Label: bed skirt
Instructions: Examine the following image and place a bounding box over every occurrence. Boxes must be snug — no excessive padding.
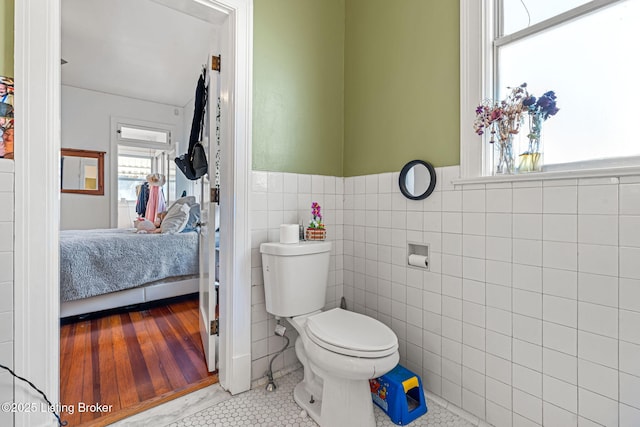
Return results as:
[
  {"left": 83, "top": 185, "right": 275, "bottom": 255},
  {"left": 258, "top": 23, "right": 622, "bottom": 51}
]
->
[{"left": 60, "top": 275, "right": 199, "bottom": 318}]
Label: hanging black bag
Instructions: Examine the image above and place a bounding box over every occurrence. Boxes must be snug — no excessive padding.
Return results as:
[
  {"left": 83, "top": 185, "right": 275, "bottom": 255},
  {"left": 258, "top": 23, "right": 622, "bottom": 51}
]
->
[
  {"left": 175, "top": 69, "right": 209, "bottom": 180},
  {"left": 191, "top": 142, "right": 208, "bottom": 177},
  {"left": 175, "top": 152, "right": 198, "bottom": 180}
]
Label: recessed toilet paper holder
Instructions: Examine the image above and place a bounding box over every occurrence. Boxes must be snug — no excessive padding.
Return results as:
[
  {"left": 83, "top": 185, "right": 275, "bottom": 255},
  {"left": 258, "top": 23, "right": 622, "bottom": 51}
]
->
[{"left": 407, "top": 243, "right": 429, "bottom": 270}]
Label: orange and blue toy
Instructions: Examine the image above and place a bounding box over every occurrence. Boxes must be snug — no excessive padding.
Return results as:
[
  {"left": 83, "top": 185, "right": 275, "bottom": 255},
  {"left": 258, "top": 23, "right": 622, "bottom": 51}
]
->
[{"left": 369, "top": 364, "right": 428, "bottom": 425}]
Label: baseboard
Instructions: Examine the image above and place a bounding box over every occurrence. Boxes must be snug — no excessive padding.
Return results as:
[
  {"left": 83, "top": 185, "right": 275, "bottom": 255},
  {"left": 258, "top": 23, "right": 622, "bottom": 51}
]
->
[
  {"left": 251, "top": 362, "right": 302, "bottom": 390},
  {"left": 423, "top": 389, "right": 492, "bottom": 427},
  {"left": 225, "top": 353, "right": 252, "bottom": 395}
]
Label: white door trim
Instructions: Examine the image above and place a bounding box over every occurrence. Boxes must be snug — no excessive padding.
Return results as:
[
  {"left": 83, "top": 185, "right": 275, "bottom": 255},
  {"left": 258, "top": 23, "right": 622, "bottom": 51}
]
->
[
  {"left": 459, "top": 0, "right": 486, "bottom": 179},
  {"left": 13, "top": 0, "right": 252, "bottom": 425},
  {"left": 215, "top": 0, "right": 253, "bottom": 395},
  {"left": 13, "top": 0, "right": 61, "bottom": 424}
]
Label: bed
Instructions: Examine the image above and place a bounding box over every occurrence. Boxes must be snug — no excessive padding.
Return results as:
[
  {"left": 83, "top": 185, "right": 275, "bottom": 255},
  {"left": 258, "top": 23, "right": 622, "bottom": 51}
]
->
[{"left": 60, "top": 228, "right": 200, "bottom": 318}]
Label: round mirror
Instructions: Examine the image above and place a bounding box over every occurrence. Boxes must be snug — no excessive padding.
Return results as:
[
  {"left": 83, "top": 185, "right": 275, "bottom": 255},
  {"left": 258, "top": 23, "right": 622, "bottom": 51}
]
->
[{"left": 398, "top": 160, "right": 436, "bottom": 200}]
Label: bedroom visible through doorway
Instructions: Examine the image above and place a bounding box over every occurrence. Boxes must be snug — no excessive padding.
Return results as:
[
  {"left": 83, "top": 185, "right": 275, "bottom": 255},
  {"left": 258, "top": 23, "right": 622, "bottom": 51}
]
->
[
  {"left": 59, "top": 0, "right": 224, "bottom": 423},
  {"left": 15, "top": 0, "right": 252, "bottom": 421}
]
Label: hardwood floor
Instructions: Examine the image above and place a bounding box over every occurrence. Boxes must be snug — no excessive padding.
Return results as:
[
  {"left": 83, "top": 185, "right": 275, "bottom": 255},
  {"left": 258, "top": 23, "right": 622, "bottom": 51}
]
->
[{"left": 60, "top": 296, "right": 217, "bottom": 427}]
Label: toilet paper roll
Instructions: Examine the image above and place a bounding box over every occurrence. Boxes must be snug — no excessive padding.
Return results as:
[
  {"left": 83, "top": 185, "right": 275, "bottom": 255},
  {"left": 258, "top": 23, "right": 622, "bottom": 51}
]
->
[
  {"left": 280, "top": 224, "right": 300, "bottom": 244},
  {"left": 408, "top": 254, "right": 428, "bottom": 268}
]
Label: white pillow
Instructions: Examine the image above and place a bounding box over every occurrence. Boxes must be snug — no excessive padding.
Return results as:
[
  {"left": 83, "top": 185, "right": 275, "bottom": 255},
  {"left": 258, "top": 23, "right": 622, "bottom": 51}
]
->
[
  {"left": 167, "top": 196, "right": 200, "bottom": 232},
  {"left": 170, "top": 196, "right": 196, "bottom": 209},
  {"left": 160, "top": 202, "right": 191, "bottom": 234}
]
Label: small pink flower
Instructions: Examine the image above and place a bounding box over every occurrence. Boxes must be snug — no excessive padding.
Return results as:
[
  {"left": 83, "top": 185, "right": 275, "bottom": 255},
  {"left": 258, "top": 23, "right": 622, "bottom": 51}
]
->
[{"left": 310, "top": 202, "right": 323, "bottom": 227}]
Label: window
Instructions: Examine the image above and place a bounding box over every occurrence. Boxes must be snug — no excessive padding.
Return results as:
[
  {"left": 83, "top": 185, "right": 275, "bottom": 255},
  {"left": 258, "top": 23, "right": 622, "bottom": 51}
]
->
[
  {"left": 117, "top": 155, "right": 152, "bottom": 201},
  {"left": 117, "top": 123, "right": 171, "bottom": 145},
  {"left": 501, "top": 0, "right": 593, "bottom": 35},
  {"left": 116, "top": 149, "right": 173, "bottom": 228},
  {"left": 461, "top": 0, "right": 640, "bottom": 177},
  {"left": 112, "top": 118, "right": 177, "bottom": 227}
]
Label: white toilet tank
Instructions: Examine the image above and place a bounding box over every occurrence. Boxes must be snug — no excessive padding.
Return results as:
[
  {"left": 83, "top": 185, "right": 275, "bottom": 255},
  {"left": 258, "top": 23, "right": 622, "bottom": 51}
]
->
[{"left": 260, "top": 241, "right": 332, "bottom": 317}]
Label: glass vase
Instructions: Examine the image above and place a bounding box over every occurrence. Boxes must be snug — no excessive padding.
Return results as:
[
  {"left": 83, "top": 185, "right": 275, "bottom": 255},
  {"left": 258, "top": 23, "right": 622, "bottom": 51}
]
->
[
  {"left": 518, "top": 112, "right": 544, "bottom": 173},
  {"left": 494, "top": 136, "right": 514, "bottom": 175}
]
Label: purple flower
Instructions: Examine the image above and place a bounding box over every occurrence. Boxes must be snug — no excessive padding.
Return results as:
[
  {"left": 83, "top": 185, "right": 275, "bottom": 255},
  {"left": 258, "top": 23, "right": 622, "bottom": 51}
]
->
[
  {"left": 536, "top": 96, "right": 551, "bottom": 108},
  {"left": 473, "top": 83, "right": 559, "bottom": 149},
  {"left": 311, "top": 202, "right": 322, "bottom": 220},
  {"left": 541, "top": 105, "right": 559, "bottom": 119}
]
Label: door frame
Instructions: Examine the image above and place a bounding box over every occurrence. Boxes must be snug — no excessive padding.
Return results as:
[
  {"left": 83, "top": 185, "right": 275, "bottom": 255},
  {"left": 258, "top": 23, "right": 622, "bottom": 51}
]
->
[{"left": 13, "top": 0, "right": 252, "bottom": 424}]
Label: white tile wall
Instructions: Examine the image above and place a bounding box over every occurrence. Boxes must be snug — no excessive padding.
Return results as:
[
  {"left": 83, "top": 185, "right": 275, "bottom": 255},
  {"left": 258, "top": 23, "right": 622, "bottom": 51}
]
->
[
  {"left": 246, "top": 165, "right": 640, "bottom": 426},
  {"left": 249, "top": 171, "right": 343, "bottom": 382},
  {"left": 342, "top": 166, "right": 640, "bottom": 427},
  {"left": 0, "top": 160, "right": 13, "bottom": 426}
]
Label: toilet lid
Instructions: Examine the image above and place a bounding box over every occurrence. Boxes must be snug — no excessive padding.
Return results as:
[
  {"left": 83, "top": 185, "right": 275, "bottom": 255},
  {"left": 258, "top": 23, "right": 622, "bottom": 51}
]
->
[{"left": 305, "top": 308, "right": 398, "bottom": 358}]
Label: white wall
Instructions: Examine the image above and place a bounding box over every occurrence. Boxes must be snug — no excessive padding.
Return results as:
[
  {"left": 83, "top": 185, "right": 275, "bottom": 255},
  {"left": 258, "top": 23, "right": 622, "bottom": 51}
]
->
[
  {"left": 343, "top": 168, "right": 640, "bottom": 427},
  {"left": 176, "top": 94, "right": 195, "bottom": 199},
  {"left": 60, "top": 85, "right": 185, "bottom": 230},
  {"left": 249, "top": 171, "right": 344, "bottom": 383},
  {"left": 0, "top": 160, "right": 13, "bottom": 426}
]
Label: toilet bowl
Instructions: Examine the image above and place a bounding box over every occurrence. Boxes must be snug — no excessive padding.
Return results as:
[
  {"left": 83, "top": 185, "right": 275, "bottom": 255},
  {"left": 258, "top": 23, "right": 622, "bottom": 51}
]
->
[
  {"left": 287, "top": 308, "right": 399, "bottom": 427},
  {"left": 260, "top": 241, "right": 399, "bottom": 427}
]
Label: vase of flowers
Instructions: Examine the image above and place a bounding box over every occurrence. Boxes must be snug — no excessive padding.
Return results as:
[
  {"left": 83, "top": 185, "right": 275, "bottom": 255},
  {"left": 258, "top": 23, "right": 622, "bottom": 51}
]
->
[
  {"left": 495, "top": 134, "right": 515, "bottom": 175},
  {"left": 518, "top": 90, "right": 559, "bottom": 173},
  {"left": 306, "top": 201, "right": 326, "bottom": 240},
  {"left": 474, "top": 83, "right": 528, "bottom": 175}
]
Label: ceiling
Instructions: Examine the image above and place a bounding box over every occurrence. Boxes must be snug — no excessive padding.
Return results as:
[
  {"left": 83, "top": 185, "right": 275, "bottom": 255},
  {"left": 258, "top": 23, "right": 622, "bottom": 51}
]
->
[{"left": 61, "top": 0, "right": 220, "bottom": 107}]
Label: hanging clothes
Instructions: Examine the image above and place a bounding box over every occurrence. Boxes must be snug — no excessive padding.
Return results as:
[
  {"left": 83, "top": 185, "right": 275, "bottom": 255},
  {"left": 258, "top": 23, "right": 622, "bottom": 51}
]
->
[
  {"left": 144, "top": 173, "right": 167, "bottom": 223},
  {"left": 145, "top": 186, "right": 166, "bottom": 224},
  {"left": 135, "top": 182, "right": 149, "bottom": 217},
  {"left": 144, "top": 174, "right": 167, "bottom": 224}
]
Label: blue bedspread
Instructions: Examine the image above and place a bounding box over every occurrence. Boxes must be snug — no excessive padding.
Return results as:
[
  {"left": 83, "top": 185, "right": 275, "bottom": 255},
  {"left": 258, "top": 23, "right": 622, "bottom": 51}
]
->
[{"left": 60, "top": 228, "right": 199, "bottom": 302}]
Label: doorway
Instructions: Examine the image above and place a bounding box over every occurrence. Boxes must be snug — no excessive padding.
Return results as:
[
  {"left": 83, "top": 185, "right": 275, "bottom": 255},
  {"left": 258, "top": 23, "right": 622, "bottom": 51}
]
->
[
  {"left": 58, "top": 0, "right": 223, "bottom": 422},
  {"left": 13, "top": 0, "right": 252, "bottom": 425}
]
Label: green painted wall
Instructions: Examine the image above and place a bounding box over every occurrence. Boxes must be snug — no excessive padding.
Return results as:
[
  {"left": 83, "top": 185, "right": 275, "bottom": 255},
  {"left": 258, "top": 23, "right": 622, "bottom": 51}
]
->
[
  {"left": 4, "top": 1, "right": 460, "bottom": 177},
  {"left": 0, "top": 0, "right": 14, "bottom": 77},
  {"left": 253, "top": 0, "right": 345, "bottom": 176},
  {"left": 343, "top": 0, "right": 460, "bottom": 176}
]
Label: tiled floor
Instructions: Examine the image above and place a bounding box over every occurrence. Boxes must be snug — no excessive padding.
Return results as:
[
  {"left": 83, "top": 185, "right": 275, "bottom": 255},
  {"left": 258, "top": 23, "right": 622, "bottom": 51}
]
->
[{"left": 167, "top": 369, "right": 474, "bottom": 427}]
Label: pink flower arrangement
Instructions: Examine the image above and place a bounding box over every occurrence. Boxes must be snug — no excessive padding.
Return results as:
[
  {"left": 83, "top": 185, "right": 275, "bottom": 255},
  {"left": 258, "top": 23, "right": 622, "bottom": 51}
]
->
[
  {"left": 309, "top": 202, "right": 324, "bottom": 229},
  {"left": 473, "top": 83, "right": 529, "bottom": 144}
]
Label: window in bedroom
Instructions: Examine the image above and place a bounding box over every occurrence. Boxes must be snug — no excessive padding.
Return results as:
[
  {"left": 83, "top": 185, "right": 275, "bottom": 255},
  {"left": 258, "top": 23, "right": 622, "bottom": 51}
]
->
[
  {"left": 117, "top": 154, "right": 153, "bottom": 202},
  {"left": 113, "top": 118, "right": 176, "bottom": 228},
  {"left": 489, "top": 0, "right": 639, "bottom": 171},
  {"left": 117, "top": 123, "right": 171, "bottom": 145},
  {"left": 116, "top": 147, "right": 171, "bottom": 228}
]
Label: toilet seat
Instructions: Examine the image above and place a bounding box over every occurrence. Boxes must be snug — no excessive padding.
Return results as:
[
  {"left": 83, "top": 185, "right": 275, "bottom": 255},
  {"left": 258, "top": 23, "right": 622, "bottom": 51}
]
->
[{"left": 305, "top": 308, "right": 398, "bottom": 358}]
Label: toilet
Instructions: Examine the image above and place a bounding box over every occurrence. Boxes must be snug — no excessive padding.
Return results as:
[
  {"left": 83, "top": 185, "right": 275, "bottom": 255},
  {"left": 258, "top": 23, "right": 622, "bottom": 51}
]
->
[{"left": 260, "top": 240, "right": 399, "bottom": 427}]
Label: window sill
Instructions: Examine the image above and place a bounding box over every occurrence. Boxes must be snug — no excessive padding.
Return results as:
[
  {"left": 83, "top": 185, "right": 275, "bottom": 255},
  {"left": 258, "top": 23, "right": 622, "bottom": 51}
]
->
[{"left": 453, "top": 164, "right": 640, "bottom": 186}]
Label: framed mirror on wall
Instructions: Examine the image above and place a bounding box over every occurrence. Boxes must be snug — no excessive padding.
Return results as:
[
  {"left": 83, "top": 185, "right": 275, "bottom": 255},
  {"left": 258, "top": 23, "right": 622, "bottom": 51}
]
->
[
  {"left": 61, "top": 148, "right": 105, "bottom": 195},
  {"left": 399, "top": 159, "right": 437, "bottom": 200}
]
